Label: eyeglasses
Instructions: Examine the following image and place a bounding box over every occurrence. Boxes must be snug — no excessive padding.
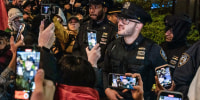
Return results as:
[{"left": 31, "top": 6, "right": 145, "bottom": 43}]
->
[{"left": 117, "top": 17, "right": 140, "bottom": 25}]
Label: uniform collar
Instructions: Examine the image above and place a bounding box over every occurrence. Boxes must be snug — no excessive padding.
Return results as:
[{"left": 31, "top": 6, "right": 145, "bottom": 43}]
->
[
  {"left": 91, "top": 17, "right": 109, "bottom": 27},
  {"left": 122, "top": 34, "right": 144, "bottom": 50}
]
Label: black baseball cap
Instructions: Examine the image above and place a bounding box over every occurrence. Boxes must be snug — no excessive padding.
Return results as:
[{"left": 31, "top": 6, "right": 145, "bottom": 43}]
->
[
  {"left": 67, "top": 16, "right": 80, "bottom": 23},
  {"left": 119, "top": 2, "right": 152, "bottom": 24}
]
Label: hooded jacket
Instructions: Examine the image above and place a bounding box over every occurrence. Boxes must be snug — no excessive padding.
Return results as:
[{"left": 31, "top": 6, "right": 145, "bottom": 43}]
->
[
  {"left": 163, "top": 14, "right": 192, "bottom": 48},
  {"left": 54, "top": 84, "right": 99, "bottom": 100},
  {"left": 160, "top": 14, "right": 191, "bottom": 69}
]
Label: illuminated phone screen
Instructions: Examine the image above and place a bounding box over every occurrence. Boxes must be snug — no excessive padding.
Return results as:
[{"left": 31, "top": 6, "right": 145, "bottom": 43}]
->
[
  {"left": 15, "top": 47, "right": 40, "bottom": 100},
  {"left": 159, "top": 96, "right": 182, "bottom": 100},
  {"left": 156, "top": 66, "right": 172, "bottom": 89},
  {"left": 109, "top": 73, "right": 137, "bottom": 89},
  {"left": 87, "top": 31, "right": 97, "bottom": 50}
]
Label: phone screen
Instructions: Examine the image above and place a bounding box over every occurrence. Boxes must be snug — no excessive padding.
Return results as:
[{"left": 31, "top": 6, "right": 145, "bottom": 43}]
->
[
  {"left": 159, "top": 96, "right": 182, "bottom": 100},
  {"left": 87, "top": 30, "right": 97, "bottom": 50},
  {"left": 109, "top": 73, "right": 138, "bottom": 89},
  {"left": 15, "top": 46, "right": 40, "bottom": 100},
  {"left": 158, "top": 91, "right": 183, "bottom": 100},
  {"left": 41, "top": 5, "right": 50, "bottom": 14},
  {"left": 156, "top": 66, "right": 172, "bottom": 89}
]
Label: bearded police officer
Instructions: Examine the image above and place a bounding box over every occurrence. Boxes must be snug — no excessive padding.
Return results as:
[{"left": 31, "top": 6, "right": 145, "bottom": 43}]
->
[
  {"left": 73, "top": 0, "right": 117, "bottom": 65},
  {"left": 103, "top": 2, "right": 167, "bottom": 100},
  {"left": 72, "top": 0, "right": 117, "bottom": 98}
]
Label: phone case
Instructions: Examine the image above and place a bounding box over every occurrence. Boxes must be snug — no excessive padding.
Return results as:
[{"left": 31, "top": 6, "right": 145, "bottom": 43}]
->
[
  {"left": 155, "top": 64, "right": 172, "bottom": 89},
  {"left": 157, "top": 90, "right": 183, "bottom": 100}
]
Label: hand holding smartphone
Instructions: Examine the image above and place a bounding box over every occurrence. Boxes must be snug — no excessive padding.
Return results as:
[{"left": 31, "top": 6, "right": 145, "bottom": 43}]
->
[
  {"left": 15, "top": 46, "right": 40, "bottom": 100},
  {"left": 157, "top": 90, "right": 183, "bottom": 100},
  {"left": 108, "top": 73, "right": 138, "bottom": 90},
  {"left": 87, "top": 30, "right": 97, "bottom": 50},
  {"left": 155, "top": 64, "right": 172, "bottom": 89}
]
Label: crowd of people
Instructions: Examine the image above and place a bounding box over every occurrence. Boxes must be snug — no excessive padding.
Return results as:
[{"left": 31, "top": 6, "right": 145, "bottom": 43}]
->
[{"left": 0, "top": 0, "right": 200, "bottom": 100}]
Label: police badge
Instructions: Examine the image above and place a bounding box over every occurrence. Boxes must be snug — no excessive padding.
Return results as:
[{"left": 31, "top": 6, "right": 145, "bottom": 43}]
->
[{"left": 178, "top": 53, "right": 190, "bottom": 67}]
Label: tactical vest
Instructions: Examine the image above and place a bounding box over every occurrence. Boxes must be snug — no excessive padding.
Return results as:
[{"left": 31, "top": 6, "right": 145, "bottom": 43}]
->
[{"left": 108, "top": 38, "right": 155, "bottom": 97}]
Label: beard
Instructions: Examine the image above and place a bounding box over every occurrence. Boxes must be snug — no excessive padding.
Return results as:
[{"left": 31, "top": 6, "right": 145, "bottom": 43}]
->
[
  {"left": 118, "top": 24, "right": 137, "bottom": 36},
  {"left": 89, "top": 9, "right": 104, "bottom": 21}
]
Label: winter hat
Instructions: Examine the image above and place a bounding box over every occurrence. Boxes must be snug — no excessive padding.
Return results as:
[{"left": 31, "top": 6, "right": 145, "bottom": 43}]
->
[
  {"left": 8, "top": 8, "right": 23, "bottom": 21},
  {"left": 8, "top": 8, "right": 23, "bottom": 31}
]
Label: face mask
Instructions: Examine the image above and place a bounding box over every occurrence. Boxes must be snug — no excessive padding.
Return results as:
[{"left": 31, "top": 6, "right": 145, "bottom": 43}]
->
[{"left": 12, "top": 18, "right": 24, "bottom": 31}]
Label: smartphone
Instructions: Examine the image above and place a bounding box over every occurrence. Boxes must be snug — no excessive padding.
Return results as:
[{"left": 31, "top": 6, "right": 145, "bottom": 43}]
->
[
  {"left": 15, "top": 46, "right": 40, "bottom": 100},
  {"left": 87, "top": 30, "right": 97, "bottom": 50},
  {"left": 108, "top": 73, "right": 138, "bottom": 90},
  {"left": 41, "top": 4, "right": 50, "bottom": 15},
  {"left": 15, "top": 25, "right": 23, "bottom": 43},
  {"left": 155, "top": 64, "right": 172, "bottom": 89},
  {"left": 157, "top": 90, "right": 183, "bottom": 100}
]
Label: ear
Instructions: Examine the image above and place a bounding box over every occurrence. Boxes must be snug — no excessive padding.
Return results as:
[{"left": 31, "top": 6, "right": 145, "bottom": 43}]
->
[
  {"left": 107, "top": 15, "right": 111, "bottom": 20},
  {"left": 135, "top": 23, "right": 143, "bottom": 31}
]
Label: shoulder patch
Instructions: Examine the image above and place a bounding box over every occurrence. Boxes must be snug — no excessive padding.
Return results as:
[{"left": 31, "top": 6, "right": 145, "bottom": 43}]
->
[
  {"left": 160, "top": 49, "right": 167, "bottom": 61},
  {"left": 178, "top": 53, "right": 190, "bottom": 67}
]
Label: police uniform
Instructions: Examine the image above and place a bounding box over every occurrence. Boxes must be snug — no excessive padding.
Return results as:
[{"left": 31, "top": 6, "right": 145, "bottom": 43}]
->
[
  {"left": 174, "top": 40, "right": 200, "bottom": 100},
  {"left": 104, "top": 35, "right": 167, "bottom": 100},
  {"left": 72, "top": 0, "right": 117, "bottom": 98},
  {"left": 72, "top": 16, "right": 117, "bottom": 66},
  {"left": 103, "top": 2, "right": 167, "bottom": 100}
]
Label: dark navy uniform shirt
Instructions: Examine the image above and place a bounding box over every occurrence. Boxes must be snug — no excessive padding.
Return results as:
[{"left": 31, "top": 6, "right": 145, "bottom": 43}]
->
[
  {"left": 103, "top": 34, "right": 167, "bottom": 100},
  {"left": 72, "top": 17, "right": 117, "bottom": 67}
]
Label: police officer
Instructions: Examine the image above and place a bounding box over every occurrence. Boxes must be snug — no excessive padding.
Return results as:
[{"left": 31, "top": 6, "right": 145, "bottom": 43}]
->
[
  {"left": 72, "top": 0, "right": 117, "bottom": 98},
  {"left": 174, "top": 40, "right": 200, "bottom": 100},
  {"left": 160, "top": 14, "right": 192, "bottom": 75},
  {"left": 107, "top": 3, "right": 122, "bottom": 25},
  {"left": 103, "top": 2, "right": 167, "bottom": 100},
  {"left": 73, "top": 0, "right": 117, "bottom": 66}
]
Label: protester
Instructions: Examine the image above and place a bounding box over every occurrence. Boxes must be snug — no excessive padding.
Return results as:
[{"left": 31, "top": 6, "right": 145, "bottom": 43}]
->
[{"left": 160, "top": 14, "right": 191, "bottom": 74}]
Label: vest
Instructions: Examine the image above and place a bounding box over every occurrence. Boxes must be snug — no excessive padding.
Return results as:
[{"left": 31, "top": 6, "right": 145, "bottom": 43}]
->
[{"left": 108, "top": 38, "right": 155, "bottom": 99}]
